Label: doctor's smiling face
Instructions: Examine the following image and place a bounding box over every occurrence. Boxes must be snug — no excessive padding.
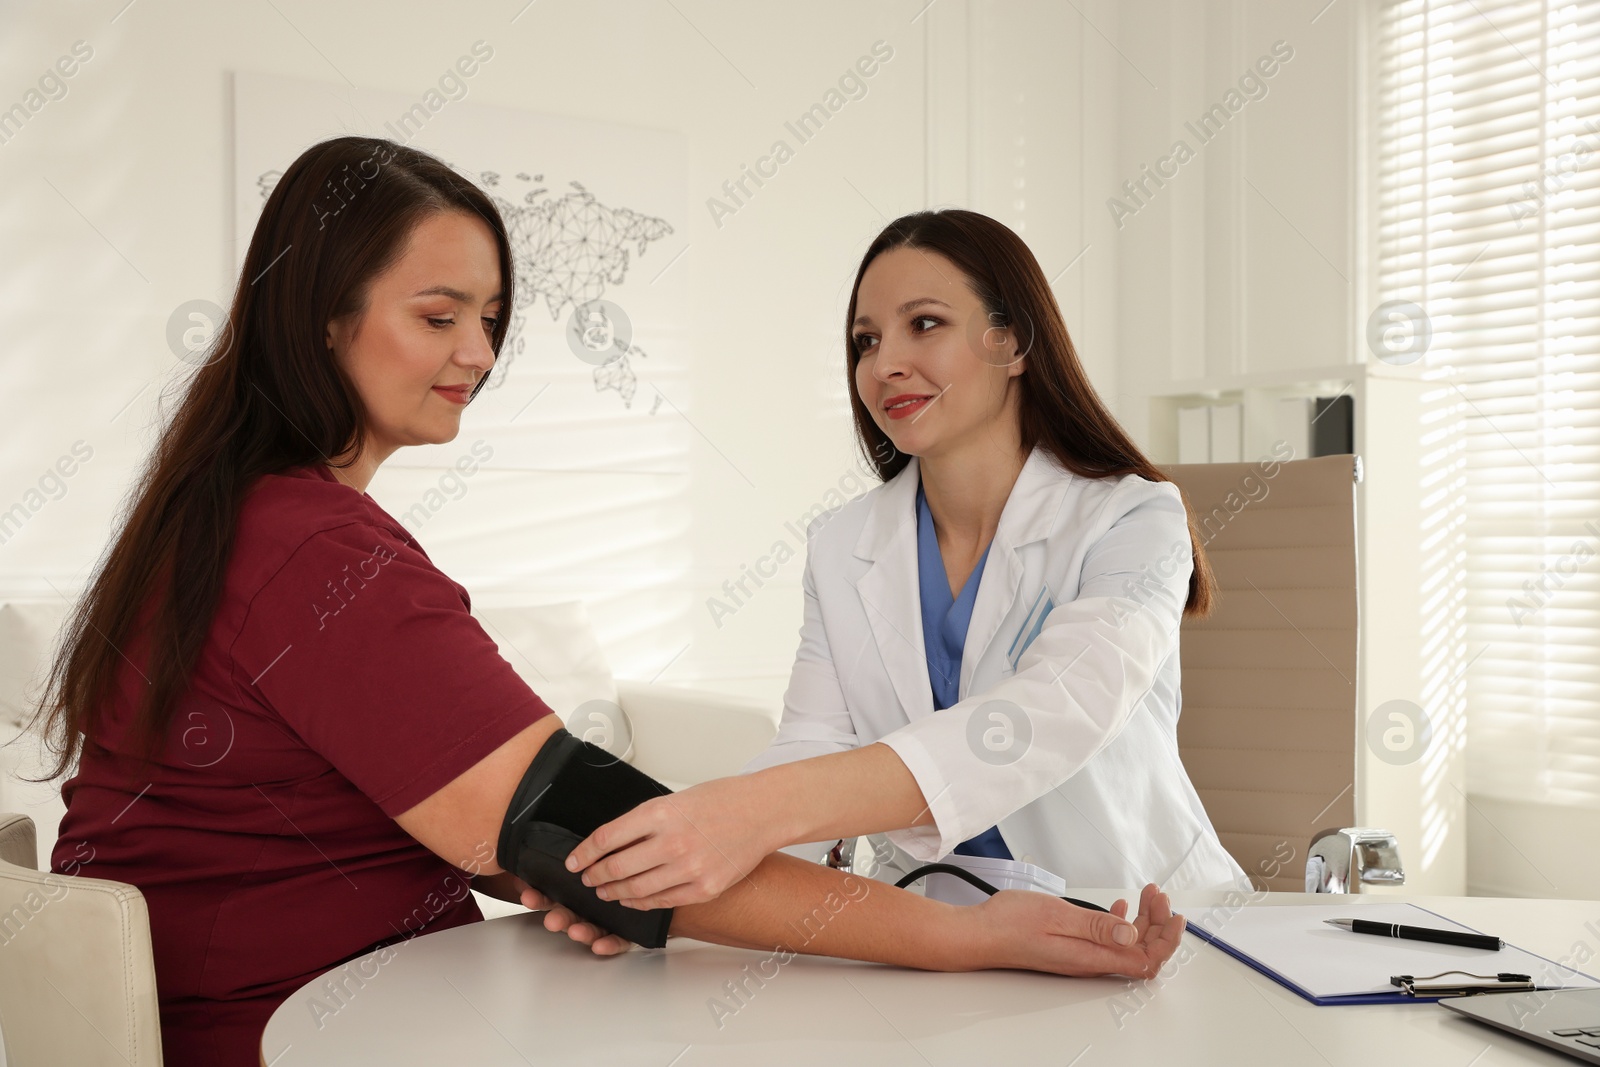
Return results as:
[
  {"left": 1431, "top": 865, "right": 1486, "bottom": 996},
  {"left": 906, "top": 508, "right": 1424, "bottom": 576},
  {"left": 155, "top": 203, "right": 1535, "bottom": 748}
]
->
[
  {"left": 850, "top": 245, "right": 1026, "bottom": 464},
  {"left": 324, "top": 209, "right": 502, "bottom": 466}
]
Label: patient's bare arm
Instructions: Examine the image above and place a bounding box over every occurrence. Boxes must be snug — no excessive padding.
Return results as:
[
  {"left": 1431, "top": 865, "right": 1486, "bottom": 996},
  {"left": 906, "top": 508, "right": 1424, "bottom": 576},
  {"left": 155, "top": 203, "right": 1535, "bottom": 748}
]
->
[
  {"left": 530, "top": 856, "right": 1183, "bottom": 980},
  {"left": 397, "top": 718, "right": 1183, "bottom": 979}
]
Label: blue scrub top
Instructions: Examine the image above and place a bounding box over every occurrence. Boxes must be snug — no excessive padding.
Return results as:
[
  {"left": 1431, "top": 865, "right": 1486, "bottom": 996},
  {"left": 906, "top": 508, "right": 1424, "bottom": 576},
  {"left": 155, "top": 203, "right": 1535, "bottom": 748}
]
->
[{"left": 915, "top": 482, "right": 1012, "bottom": 860}]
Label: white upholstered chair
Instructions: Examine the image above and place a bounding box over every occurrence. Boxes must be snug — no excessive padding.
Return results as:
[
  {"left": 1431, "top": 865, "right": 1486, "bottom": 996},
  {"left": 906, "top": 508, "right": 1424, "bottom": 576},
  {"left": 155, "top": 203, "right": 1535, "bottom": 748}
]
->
[{"left": 0, "top": 812, "right": 164, "bottom": 1067}]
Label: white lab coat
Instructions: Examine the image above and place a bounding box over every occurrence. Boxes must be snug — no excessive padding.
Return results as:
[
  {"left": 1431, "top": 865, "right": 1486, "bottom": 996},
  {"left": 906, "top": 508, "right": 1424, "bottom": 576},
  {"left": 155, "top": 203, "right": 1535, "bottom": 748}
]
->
[{"left": 745, "top": 448, "right": 1250, "bottom": 892}]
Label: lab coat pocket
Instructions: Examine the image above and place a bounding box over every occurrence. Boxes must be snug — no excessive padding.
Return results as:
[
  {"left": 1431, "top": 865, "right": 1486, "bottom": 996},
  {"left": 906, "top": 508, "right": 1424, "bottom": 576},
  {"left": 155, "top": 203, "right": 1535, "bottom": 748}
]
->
[{"left": 1005, "top": 587, "right": 1054, "bottom": 671}]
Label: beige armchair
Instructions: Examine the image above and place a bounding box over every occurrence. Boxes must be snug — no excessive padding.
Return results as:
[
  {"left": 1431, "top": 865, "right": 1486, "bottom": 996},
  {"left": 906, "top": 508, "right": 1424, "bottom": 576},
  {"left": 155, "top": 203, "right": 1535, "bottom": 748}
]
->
[
  {"left": 0, "top": 812, "right": 164, "bottom": 1067},
  {"left": 1163, "top": 455, "right": 1362, "bottom": 892}
]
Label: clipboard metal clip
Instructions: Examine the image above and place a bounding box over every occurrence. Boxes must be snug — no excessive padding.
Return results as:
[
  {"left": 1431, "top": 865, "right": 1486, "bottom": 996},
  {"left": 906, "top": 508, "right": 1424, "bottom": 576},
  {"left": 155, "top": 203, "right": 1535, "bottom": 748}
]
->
[{"left": 1389, "top": 970, "right": 1535, "bottom": 997}]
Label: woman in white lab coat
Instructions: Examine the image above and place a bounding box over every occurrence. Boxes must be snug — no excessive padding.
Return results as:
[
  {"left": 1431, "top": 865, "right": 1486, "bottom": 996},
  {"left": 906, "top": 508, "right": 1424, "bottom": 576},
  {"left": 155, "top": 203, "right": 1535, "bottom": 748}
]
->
[{"left": 562, "top": 208, "right": 1248, "bottom": 916}]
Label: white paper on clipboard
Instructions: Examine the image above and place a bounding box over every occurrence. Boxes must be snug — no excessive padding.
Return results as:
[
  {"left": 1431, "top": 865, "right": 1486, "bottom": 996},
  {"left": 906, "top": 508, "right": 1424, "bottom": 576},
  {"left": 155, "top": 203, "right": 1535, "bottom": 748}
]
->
[{"left": 1187, "top": 902, "right": 1600, "bottom": 1003}]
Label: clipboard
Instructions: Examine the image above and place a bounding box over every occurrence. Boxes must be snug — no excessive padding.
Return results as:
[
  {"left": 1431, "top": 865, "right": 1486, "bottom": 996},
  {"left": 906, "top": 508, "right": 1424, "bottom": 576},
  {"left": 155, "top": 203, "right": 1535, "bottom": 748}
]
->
[{"left": 1185, "top": 902, "right": 1600, "bottom": 1006}]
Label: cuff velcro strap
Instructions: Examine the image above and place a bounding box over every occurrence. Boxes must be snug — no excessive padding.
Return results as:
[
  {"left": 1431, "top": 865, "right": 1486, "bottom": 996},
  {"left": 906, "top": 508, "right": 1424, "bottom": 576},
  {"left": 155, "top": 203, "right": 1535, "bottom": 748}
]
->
[{"left": 496, "top": 726, "right": 676, "bottom": 948}]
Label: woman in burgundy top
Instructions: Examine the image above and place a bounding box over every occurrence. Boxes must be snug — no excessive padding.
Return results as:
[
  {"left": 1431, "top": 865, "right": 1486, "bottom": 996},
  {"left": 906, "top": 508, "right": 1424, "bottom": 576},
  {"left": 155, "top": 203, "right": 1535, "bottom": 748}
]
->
[{"left": 36, "top": 136, "right": 1183, "bottom": 1066}]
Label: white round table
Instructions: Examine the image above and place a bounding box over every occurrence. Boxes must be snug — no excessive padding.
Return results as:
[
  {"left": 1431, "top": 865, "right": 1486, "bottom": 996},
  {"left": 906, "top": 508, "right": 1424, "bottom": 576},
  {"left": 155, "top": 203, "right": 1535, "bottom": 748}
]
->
[{"left": 261, "top": 892, "right": 1592, "bottom": 1065}]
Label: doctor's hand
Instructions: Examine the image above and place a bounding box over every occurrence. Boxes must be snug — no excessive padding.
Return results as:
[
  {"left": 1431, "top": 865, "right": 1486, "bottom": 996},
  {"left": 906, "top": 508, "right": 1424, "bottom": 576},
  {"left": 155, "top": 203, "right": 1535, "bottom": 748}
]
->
[
  {"left": 564, "top": 776, "right": 779, "bottom": 910},
  {"left": 514, "top": 881, "right": 633, "bottom": 957},
  {"left": 967, "top": 883, "right": 1184, "bottom": 980}
]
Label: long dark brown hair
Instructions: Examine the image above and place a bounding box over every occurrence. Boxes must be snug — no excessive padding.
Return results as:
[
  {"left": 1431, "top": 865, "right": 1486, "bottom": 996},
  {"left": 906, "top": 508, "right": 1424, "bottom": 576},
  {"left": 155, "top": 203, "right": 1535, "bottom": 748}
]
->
[
  {"left": 33, "top": 136, "right": 514, "bottom": 779},
  {"left": 844, "top": 209, "right": 1216, "bottom": 616}
]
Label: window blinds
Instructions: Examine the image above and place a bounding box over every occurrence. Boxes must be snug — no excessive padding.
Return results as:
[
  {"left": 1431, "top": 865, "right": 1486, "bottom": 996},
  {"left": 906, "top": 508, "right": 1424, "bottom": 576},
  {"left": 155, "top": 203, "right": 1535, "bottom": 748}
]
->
[{"left": 1375, "top": 0, "right": 1600, "bottom": 806}]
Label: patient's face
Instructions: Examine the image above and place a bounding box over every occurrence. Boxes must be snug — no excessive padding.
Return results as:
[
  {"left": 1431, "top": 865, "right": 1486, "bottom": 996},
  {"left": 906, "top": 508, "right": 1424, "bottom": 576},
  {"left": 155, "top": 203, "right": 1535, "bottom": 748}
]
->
[
  {"left": 325, "top": 210, "right": 502, "bottom": 460},
  {"left": 850, "top": 246, "right": 1024, "bottom": 464}
]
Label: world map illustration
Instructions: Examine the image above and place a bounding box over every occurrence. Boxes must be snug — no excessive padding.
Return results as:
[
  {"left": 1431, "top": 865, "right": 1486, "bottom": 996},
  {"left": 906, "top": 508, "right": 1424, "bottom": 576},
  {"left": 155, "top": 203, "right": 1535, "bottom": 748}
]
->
[{"left": 255, "top": 167, "right": 675, "bottom": 407}]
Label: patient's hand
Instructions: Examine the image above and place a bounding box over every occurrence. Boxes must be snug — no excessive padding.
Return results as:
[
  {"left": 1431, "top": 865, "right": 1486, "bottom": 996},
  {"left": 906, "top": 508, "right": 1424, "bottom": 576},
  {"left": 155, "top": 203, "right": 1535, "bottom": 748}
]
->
[
  {"left": 515, "top": 882, "right": 632, "bottom": 956},
  {"left": 565, "top": 776, "right": 775, "bottom": 910},
  {"left": 968, "top": 883, "right": 1185, "bottom": 979}
]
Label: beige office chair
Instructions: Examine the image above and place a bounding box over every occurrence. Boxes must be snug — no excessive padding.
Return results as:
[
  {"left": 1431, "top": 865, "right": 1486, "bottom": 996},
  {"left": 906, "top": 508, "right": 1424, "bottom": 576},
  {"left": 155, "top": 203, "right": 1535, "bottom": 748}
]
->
[
  {"left": 0, "top": 812, "right": 164, "bottom": 1066},
  {"left": 1162, "top": 455, "right": 1360, "bottom": 892}
]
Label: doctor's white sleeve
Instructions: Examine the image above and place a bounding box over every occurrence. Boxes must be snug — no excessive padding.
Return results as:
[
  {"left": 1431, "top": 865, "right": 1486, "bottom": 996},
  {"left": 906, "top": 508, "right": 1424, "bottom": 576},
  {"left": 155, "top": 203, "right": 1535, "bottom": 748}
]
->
[{"left": 878, "top": 478, "right": 1195, "bottom": 861}]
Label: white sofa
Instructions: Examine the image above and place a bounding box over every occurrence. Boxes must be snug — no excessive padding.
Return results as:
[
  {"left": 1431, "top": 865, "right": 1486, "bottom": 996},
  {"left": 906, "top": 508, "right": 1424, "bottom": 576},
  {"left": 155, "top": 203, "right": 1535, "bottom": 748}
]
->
[{"left": 0, "top": 599, "right": 780, "bottom": 915}]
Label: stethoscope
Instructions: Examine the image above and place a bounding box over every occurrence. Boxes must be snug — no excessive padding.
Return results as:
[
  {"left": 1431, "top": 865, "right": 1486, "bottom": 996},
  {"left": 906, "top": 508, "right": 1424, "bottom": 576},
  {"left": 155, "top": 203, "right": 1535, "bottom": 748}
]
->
[{"left": 894, "top": 863, "right": 1112, "bottom": 913}]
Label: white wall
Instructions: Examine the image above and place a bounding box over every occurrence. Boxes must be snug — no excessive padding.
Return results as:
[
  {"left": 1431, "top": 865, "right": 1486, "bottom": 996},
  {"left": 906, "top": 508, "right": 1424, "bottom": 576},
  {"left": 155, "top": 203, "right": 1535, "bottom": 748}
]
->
[
  {"left": 0, "top": 0, "right": 1119, "bottom": 706},
  {"left": 1113, "top": 0, "right": 1360, "bottom": 418}
]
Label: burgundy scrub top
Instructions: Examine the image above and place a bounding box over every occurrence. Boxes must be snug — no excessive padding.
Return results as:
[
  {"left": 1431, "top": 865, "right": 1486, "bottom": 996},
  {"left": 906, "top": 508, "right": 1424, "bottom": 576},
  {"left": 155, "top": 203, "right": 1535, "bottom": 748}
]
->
[{"left": 51, "top": 463, "right": 551, "bottom": 1066}]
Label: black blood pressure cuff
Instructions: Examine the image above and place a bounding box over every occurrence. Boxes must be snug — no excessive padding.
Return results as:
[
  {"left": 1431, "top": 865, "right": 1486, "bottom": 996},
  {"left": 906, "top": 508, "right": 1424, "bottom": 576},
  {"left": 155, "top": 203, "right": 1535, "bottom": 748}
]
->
[{"left": 496, "top": 727, "right": 676, "bottom": 948}]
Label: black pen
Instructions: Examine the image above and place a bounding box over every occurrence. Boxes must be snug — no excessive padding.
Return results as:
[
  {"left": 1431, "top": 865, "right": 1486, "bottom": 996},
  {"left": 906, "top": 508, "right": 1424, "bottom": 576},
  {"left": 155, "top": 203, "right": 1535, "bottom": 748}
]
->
[{"left": 1324, "top": 918, "right": 1503, "bottom": 952}]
